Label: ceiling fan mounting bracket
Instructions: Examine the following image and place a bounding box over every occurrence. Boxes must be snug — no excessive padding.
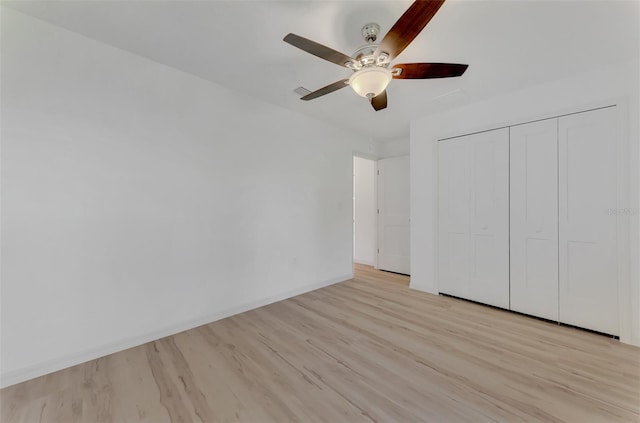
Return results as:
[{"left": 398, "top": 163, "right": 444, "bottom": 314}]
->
[{"left": 361, "top": 23, "right": 380, "bottom": 43}]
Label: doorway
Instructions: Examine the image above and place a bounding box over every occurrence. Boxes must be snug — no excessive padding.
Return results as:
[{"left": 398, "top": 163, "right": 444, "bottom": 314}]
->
[
  {"left": 353, "top": 156, "right": 376, "bottom": 266},
  {"left": 377, "top": 155, "right": 410, "bottom": 275}
]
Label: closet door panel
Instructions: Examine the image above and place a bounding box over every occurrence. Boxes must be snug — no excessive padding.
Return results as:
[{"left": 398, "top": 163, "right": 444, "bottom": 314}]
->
[
  {"left": 559, "top": 107, "right": 619, "bottom": 335},
  {"left": 438, "top": 128, "right": 509, "bottom": 308},
  {"left": 438, "top": 140, "right": 470, "bottom": 298},
  {"left": 468, "top": 131, "right": 510, "bottom": 308},
  {"left": 510, "top": 119, "right": 559, "bottom": 320}
]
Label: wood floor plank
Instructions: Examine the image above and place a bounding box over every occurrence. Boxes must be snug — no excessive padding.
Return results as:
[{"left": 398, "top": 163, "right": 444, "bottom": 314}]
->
[{"left": 2, "top": 264, "right": 639, "bottom": 422}]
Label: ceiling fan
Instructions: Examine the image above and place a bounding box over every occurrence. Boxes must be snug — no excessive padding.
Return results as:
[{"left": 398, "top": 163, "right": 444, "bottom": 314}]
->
[{"left": 283, "top": 0, "right": 468, "bottom": 111}]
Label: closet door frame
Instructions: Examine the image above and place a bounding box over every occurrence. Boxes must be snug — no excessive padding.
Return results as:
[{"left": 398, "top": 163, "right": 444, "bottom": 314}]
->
[
  {"left": 611, "top": 101, "right": 632, "bottom": 343},
  {"left": 433, "top": 99, "right": 632, "bottom": 342}
]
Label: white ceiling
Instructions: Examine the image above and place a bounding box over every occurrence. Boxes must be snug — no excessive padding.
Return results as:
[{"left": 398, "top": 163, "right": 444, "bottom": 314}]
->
[{"left": 3, "top": 0, "right": 639, "bottom": 142}]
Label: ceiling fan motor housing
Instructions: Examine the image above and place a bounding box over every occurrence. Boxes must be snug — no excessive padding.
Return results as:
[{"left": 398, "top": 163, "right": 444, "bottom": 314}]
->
[{"left": 350, "top": 45, "right": 390, "bottom": 69}]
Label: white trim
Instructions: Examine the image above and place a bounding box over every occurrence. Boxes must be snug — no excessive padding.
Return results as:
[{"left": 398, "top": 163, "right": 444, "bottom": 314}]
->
[
  {"left": 615, "top": 100, "right": 633, "bottom": 343},
  {"left": 432, "top": 99, "right": 624, "bottom": 144},
  {"left": 0, "top": 273, "right": 352, "bottom": 389},
  {"left": 374, "top": 160, "right": 379, "bottom": 269},
  {"left": 352, "top": 153, "right": 356, "bottom": 269},
  {"left": 354, "top": 259, "right": 375, "bottom": 266}
]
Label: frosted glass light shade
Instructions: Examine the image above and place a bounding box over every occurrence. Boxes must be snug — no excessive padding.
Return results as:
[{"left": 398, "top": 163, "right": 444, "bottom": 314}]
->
[{"left": 349, "top": 67, "right": 392, "bottom": 98}]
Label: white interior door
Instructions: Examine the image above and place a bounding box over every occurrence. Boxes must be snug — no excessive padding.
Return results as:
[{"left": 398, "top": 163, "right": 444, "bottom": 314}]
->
[
  {"left": 438, "top": 128, "right": 510, "bottom": 308},
  {"left": 510, "top": 118, "right": 559, "bottom": 320},
  {"left": 353, "top": 157, "right": 376, "bottom": 266},
  {"left": 559, "top": 107, "right": 619, "bottom": 335},
  {"left": 377, "top": 155, "right": 410, "bottom": 274}
]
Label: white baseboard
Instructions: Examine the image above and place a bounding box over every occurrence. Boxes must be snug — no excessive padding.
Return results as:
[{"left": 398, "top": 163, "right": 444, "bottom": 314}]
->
[
  {"left": 0, "top": 273, "right": 352, "bottom": 389},
  {"left": 354, "top": 259, "right": 375, "bottom": 266}
]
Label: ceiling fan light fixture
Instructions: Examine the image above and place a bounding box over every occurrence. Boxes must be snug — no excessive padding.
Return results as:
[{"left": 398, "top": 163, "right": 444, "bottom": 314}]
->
[{"left": 348, "top": 67, "right": 392, "bottom": 98}]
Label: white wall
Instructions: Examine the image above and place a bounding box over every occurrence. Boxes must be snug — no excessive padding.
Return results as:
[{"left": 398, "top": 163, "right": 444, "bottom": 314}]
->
[
  {"left": 353, "top": 157, "right": 376, "bottom": 266},
  {"left": 0, "top": 7, "right": 377, "bottom": 387},
  {"left": 410, "top": 60, "right": 640, "bottom": 345},
  {"left": 377, "top": 137, "right": 409, "bottom": 159}
]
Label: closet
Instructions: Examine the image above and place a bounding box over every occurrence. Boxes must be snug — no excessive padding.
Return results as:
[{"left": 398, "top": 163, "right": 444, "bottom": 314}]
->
[{"left": 437, "top": 106, "right": 620, "bottom": 335}]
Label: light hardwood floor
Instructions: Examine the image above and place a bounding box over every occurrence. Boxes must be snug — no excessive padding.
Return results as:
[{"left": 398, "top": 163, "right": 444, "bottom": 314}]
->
[{"left": 2, "top": 264, "right": 639, "bottom": 422}]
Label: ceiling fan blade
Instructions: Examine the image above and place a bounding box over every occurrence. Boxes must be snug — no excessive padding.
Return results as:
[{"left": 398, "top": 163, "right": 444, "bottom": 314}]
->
[
  {"left": 284, "top": 33, "right": 354, "bottom": 68},
  {"left": 371, "top": 90, "right": 388, "bottom": 111},
  {"left": 375, "top": 0, "right": 446, "bottom": 61},
  {"left": 301, "top": 79, "right": 350, "bottom": 101},
  {"left": 392, "top": 63, "right": 468, "bottom": 79}
]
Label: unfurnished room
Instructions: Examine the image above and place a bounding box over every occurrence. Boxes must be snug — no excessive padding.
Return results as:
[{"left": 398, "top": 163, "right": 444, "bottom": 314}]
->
[{"left": 1, "top": 0, "right": 639, "bottom": 421}]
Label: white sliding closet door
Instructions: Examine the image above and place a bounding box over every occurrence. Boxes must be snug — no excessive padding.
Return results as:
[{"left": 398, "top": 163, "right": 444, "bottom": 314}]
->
[
  {"left": 559, "top": 107, "right": 619, "bottom": 335},
  {"left": 438, "top": 128, "right": 509, "bottom": 308},
  {"left": 510, "top": 119, "right": 559, "bottom": 320}
]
